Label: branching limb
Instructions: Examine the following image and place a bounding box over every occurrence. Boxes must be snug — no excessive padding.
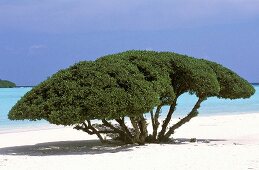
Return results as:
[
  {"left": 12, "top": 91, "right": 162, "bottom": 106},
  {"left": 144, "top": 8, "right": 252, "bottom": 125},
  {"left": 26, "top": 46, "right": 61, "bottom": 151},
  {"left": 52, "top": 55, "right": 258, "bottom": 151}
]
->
[
  {"left": 129, "top": 115, "right": 148, "bottom": 145},
  {"left": 150, "top": 110, "right": 154, "bottom": 132},
  {"left": 74, "top": 122, "right": 94, "bottom": 134},
  {"left": 74, "top": 120, "right": 105, "bottom": 143},
  {"left": 137, "top": 114, "right": 148, "bottom": 144},
  {"left": 101, "top": 119, "right": 133, "bottom": 143},
  {"left": 86, "top": 120, "right": 106, "bottom": 143},
  {"left": 130, "top": 117, "right": 141, "bottom": 143},
  {"left": 102, "top": 119, "right": 123, "bottom": 134},
  {"left": 162, "top": 97, "right": 206, "bottom": 141},
  {"left": 151, "top": 104, "right": 163, "bottom": 141},
  {"left": 157, "top": 97, "right": 178, "bottom": 141},
  {"left": 74, "top": 120, "right": 106, "bottom": 143},
  {"left": 115, "top": 117, "right": 134, "bottom": 143}
]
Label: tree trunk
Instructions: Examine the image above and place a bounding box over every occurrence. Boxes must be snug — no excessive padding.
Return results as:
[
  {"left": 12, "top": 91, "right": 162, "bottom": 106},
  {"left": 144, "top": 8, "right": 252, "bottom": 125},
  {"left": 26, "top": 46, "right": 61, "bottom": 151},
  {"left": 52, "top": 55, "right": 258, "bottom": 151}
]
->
[
  {"left": 74, "top": 121, "right": 106, "bottom": 143},
  {"left": 115, "top": 118, "right": 134, "bottom": 143},
  {"left": 151, "top": 104, "right": 163, "bottom": 141},
  {"left": 86, "top": 120, "right": 106, "bottom": 143},
  {"left": 129, "top": 115, "right": 147, "bottom": 145},
  {"left": 162, "top": 97, "right": 205, "bottom": 141},
  {"left": 102, "top": 119, "right": 132, "bottom": 144},
  {"left": 130, "top": 117, "right": 141, "bottom": 143},
  {"left": 157, "top": 98, "right": 178, "bottom": 141},
  {"left": 138, "top": 114, "right": 148, "bottom": 145}
]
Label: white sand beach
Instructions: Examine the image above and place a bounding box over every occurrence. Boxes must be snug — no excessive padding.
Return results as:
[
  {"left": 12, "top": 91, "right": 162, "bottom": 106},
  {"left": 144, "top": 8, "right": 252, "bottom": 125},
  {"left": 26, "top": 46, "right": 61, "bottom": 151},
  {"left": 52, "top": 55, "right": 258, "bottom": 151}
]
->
[{"left": 0, "top": 113, "right": 259, "bottom": 170}]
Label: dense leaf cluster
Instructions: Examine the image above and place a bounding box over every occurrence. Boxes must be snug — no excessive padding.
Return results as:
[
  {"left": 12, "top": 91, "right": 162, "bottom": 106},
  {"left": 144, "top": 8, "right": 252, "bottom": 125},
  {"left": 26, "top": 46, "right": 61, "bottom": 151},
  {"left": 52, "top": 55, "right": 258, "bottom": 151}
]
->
[{"left": 8, "top": 50, "right": 255, "bottom": 144}]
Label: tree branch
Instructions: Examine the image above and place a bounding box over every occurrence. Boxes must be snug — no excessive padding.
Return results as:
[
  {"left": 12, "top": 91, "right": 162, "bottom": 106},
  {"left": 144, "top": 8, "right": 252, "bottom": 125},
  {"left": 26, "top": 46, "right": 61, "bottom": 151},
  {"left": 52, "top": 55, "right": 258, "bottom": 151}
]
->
[
  {"left": 137, "top": 114, "right": 148, "bottom": 144},
  {"left": 150, "top": 110, "right": 154, "bottom": 132},
  {"left": 163, "top": 97, "right": 205, "bottom": 141},
  {"left": 74, "top": 120, "right": 106, "bottom": 143},
  {"left": 158, "top": 97, "right": 178, "bottom": 141},
  {"left": 130, "top": 117, "right": 141, "bottom": 143},
  {"left": 87, "top": 120, "right": 106, "bottom": 143},
  {"left": 115, "top": 117, "right": 134, "bottom": 143},
  {"left": 152, "top": 104, "right": 163, "bottom": 141},
  {"left": 74, "top": 123, "right": 94, "bottom": 134},
  {"left": 102, "top": 119, "right": 123, "bottom": 134}
]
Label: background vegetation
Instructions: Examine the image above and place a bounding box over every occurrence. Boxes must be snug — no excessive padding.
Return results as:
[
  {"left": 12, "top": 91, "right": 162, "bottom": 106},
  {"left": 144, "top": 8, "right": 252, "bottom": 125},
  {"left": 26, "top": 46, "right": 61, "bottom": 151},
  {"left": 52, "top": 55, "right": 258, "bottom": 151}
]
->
[{"left": 0, "top": 79, "right": 16, "bottom": 88}]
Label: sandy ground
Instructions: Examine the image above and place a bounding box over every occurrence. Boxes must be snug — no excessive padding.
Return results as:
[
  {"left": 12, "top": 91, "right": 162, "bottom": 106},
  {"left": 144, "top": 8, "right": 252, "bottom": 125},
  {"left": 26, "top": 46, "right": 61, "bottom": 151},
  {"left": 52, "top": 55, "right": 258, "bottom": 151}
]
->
[{"left": 0, "top": 113, "right": 259, "bottom": 170}]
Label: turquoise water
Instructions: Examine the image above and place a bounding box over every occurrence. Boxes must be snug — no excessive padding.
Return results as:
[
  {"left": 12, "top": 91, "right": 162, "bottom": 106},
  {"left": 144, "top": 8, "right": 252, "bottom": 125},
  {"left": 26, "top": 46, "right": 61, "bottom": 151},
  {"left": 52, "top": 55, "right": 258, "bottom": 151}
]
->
[
  {"left": 161, "top": 85, "right": 259, "bottom": 118},
  {"left": 0, "top": 86, "right": 258, "bottom": 130},
  {"left": 0, "top": 87, "right": 47, "bottom": 130}
]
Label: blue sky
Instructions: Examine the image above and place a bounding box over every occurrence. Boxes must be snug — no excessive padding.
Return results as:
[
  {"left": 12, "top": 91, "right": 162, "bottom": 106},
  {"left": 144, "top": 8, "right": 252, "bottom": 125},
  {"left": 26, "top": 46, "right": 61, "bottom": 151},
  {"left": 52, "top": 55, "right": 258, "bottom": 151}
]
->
[{"left": 0, "top": 0, "right": 259, "bottom": 85}]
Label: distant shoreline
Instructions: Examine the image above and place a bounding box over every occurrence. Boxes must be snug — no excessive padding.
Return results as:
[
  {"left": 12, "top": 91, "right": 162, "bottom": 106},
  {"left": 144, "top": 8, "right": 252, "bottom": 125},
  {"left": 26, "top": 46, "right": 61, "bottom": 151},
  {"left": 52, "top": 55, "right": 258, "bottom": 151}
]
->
[{"left": 15, "top": 86, "right": 34, "bottom": 88}]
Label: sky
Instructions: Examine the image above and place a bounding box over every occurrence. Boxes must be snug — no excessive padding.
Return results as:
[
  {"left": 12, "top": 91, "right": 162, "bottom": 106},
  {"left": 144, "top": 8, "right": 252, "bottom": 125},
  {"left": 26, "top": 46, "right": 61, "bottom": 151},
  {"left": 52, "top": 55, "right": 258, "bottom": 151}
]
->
[{"left": 0, "top": 0, "right": 259, "bottom": 86}]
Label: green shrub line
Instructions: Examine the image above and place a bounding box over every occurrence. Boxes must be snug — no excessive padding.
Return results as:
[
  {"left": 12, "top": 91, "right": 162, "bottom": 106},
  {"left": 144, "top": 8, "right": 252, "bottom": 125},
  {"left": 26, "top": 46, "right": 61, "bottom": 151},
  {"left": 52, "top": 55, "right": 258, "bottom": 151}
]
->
[{"left": 0, "top": 79, "right": 16, "bottom": 88}]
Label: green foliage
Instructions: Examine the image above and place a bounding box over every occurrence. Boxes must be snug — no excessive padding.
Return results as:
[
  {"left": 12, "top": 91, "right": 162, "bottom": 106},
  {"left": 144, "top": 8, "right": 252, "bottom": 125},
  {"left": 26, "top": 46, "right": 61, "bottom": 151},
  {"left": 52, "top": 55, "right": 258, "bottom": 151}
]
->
[
  {"left": 97, "top": 50, "right": 175, "bottom": 104},
  {"left": 9, "top": 59, "right": 160, "bottom": 125},
  {"left": 0, "top": 79, "right": 16, "bottom": 88},
  {"left": 160, "top": 52, "right": 220, "bottom": 98},
  {"left": 8, "top": 50, "right": 255, "bottom": 144},
  {"left": 202, "top": 60, "right": 255, "bottom": 99}
]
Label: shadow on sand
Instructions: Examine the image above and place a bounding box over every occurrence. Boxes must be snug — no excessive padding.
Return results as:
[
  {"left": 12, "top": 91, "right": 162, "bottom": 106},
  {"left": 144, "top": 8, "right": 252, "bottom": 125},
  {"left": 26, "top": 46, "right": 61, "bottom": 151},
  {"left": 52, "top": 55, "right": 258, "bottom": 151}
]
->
[
  {"left": 0, "top": 138, "right": 226, "bottom": 156},
  {"left": 0, "top": 140, "right": 136, "bottom": 156}
]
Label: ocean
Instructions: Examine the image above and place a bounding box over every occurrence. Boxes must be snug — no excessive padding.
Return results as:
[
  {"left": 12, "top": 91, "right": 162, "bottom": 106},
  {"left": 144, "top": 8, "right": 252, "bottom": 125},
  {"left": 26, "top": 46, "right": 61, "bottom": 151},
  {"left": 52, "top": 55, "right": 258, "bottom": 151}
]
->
[{"left": 0, "top": 86, "right": 258, "bottom": 131}]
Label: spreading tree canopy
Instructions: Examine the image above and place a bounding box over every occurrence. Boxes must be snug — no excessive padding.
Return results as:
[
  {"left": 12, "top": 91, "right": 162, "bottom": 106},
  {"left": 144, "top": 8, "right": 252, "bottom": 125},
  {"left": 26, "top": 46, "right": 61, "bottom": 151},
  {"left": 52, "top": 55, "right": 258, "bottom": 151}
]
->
[{"left": 9, "top": 50, "right": 255, "bottom": 144}]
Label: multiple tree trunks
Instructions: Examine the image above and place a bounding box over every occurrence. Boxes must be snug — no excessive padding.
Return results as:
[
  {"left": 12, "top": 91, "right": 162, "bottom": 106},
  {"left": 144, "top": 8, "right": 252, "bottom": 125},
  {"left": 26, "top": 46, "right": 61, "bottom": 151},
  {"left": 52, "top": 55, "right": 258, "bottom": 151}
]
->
[{"left": 75, "top": 97, "right": 205, "bottom": 144}]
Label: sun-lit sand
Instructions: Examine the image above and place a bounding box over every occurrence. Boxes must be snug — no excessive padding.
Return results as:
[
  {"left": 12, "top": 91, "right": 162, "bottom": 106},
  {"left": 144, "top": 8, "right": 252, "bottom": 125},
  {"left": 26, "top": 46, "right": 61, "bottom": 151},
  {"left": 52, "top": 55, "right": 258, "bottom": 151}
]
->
[{"left": 0, "top": 113, "right": 259, "bottom": 170}]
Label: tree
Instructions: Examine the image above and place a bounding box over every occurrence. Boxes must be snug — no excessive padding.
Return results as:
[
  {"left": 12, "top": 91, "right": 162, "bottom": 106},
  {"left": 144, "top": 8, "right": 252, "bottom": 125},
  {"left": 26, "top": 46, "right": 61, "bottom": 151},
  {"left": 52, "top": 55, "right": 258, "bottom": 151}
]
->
[
  {"left": 0, "top": 79, "right": 16, "bottom": 88},
  {"left": 8, "top": 50, "right": 255, "bottom": 144}
]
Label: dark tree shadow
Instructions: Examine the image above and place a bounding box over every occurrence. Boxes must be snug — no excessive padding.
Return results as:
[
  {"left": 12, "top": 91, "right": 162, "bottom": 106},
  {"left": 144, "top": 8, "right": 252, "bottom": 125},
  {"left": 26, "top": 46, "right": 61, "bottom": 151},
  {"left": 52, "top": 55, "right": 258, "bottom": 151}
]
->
[
  {"left": 0, "top": 138, "right": 227, "bottom": 156},
  {"left": 0, "top": 140, "right": 135, "bottom": 156}
]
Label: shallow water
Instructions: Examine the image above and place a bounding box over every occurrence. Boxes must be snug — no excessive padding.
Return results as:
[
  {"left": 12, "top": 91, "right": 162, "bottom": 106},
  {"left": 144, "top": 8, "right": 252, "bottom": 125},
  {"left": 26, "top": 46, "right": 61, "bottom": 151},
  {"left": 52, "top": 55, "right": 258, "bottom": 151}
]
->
[
  {"left": 0, "top": 87, "right": 47, "bottom": 130},
  {"left": 0, "top": 86, "right": 258, "bottom": 130},
  {"left": 162, "top": 85, "right": 259, "bottom": 118}
]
